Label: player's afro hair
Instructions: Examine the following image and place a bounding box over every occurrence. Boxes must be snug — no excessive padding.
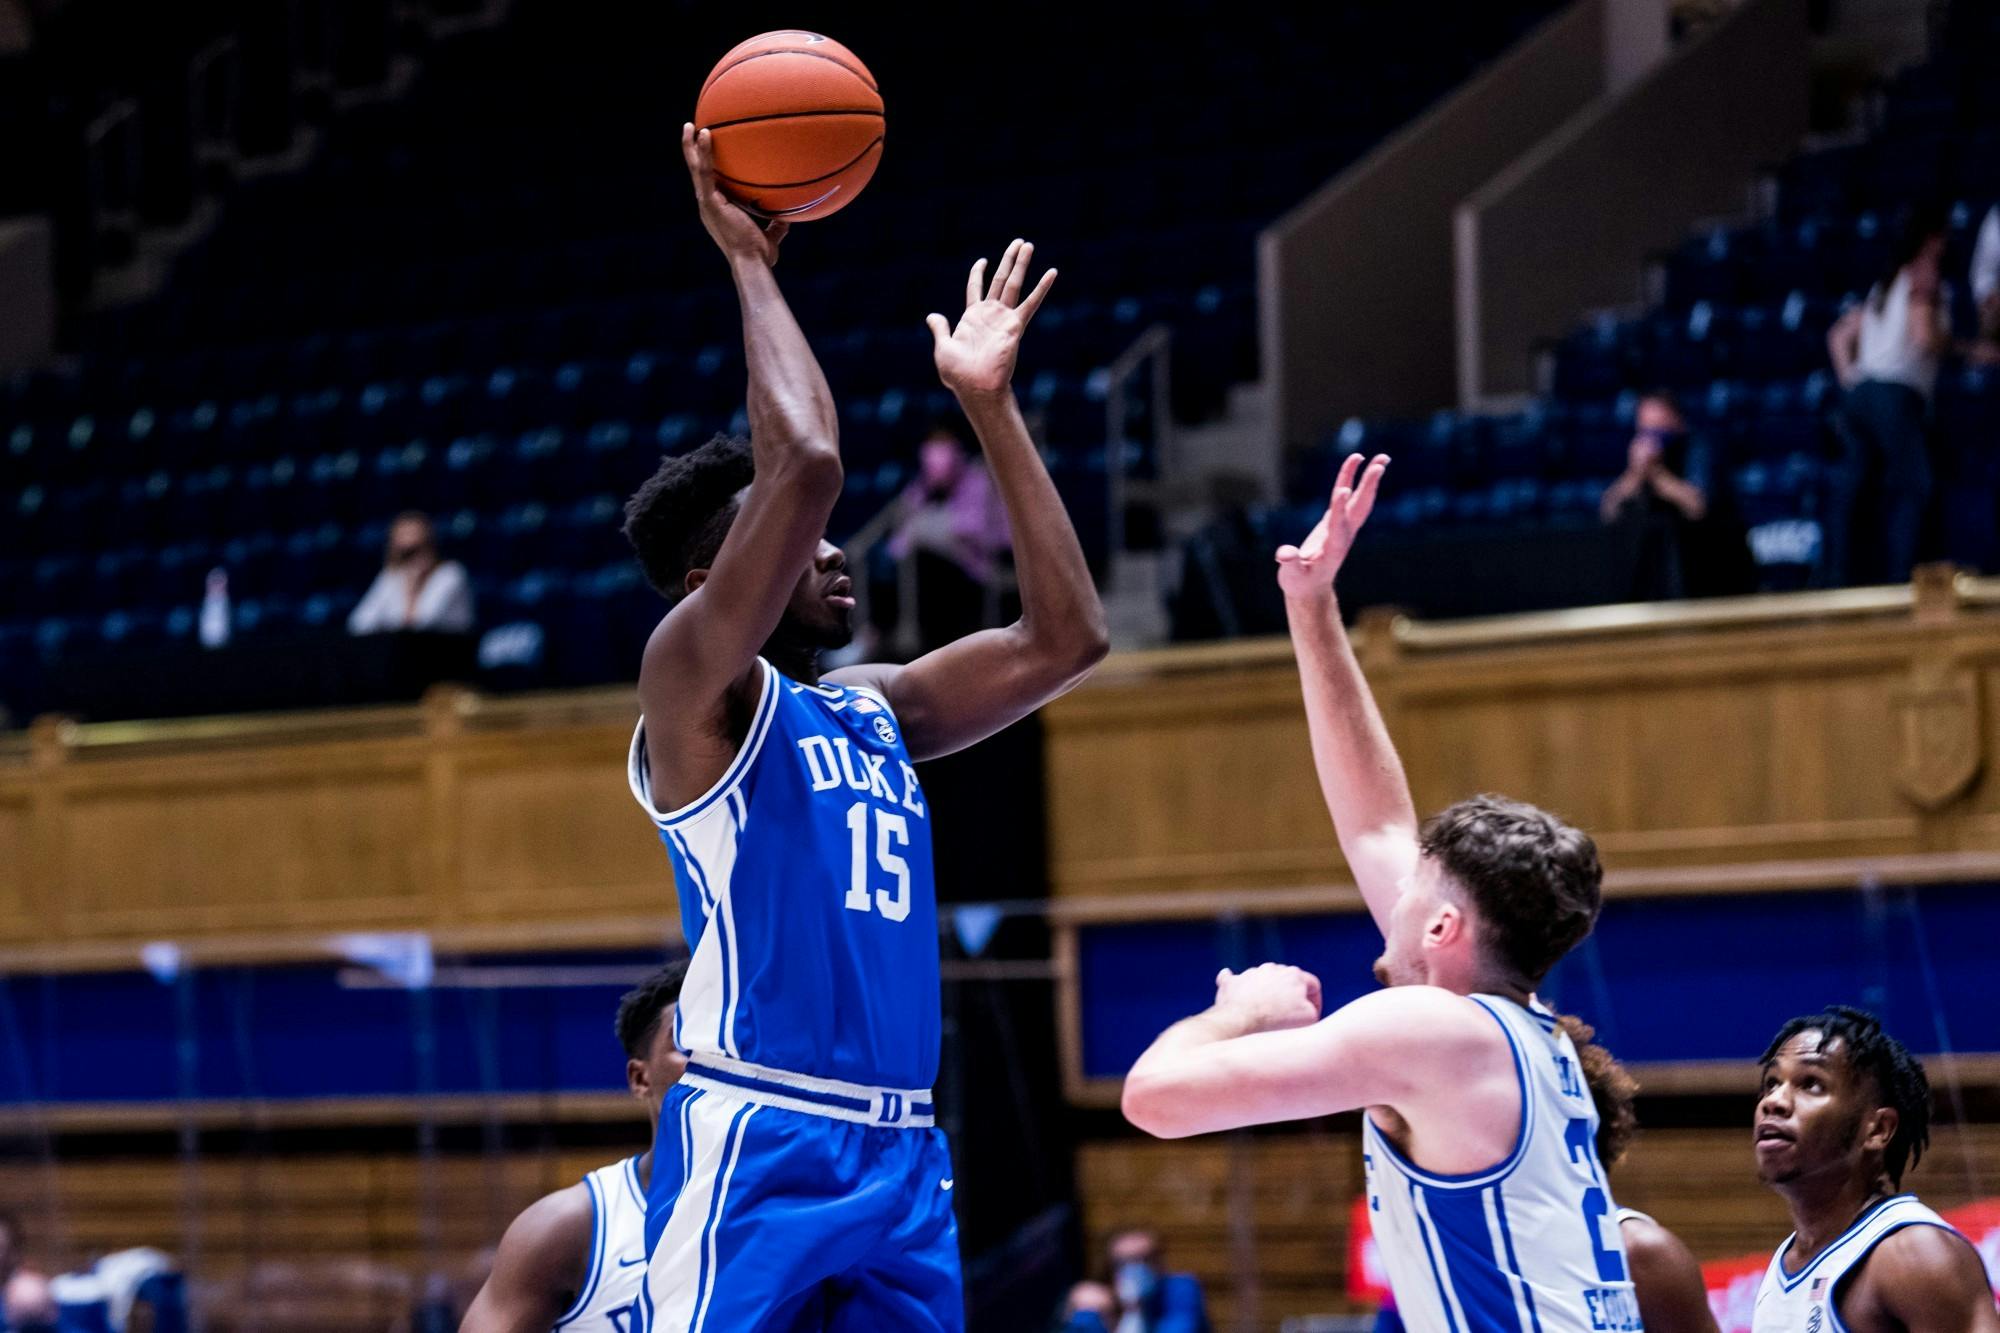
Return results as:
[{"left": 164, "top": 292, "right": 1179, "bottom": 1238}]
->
[
  {"left": 1554, "top": 1012, "right": 1640, "bottom": 1168},
  {"left": 1762, "top": 1005, "right": 1932, "bottom": 1187},
  {"left": 623, "top": 435, "right": 755, "bottom": 600},
  {"left": 1420, "top": 794, "right": 1602, "bottom": 986},
  {"left": 615, "top": 958, "right": 690, "bottom": 1060}
]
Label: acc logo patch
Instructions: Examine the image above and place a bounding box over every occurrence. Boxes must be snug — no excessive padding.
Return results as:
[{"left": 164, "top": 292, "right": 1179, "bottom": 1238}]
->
[{"left": 871, "top": 714, "right": 898, "bottom": 747}]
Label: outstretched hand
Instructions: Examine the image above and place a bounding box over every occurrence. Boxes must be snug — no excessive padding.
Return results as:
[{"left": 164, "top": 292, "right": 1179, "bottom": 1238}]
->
[
  {"left": 1275, "top": 452, "right": 1389, "bottom": 601},
  {"left": 682, "top": 123, "right": 788, "bottom": 267},
  {"left": 927, "top": 238, "right": 1057, "bottom": 399}
]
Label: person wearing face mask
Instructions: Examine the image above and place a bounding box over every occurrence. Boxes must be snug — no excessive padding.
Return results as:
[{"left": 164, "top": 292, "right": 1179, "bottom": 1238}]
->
[
  {"left": 1057, "top": 1231, "right": 1211, "bottom": 1333},
  {"left": 1599, "top": 390, "right": 1733, "bottom": 600},
  {"left": 347, "top": 510, "right": 476, "bottom": 636},
  {"left": 882, "top": 425, "right": 1013, "bottom": 652},
  {"left": 1826, "top": 206, "right": 1953, "bottom": 585}
]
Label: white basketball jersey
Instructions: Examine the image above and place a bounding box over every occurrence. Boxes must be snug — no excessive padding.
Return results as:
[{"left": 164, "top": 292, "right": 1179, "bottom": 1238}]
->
[
  {"left": 1362, "top": 995, "right": 1641, "bottom": 1333},
  {"left": 554, "top": 1156, "right": 649, "bottom": 1332},
  {"left": 1752, "top": 1194, "right": 1956, "bottom": 1333}
]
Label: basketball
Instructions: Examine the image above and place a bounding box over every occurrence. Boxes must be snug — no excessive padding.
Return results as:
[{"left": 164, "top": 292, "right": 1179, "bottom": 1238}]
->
[{"left": 694, "top": 31, "right": 883, "bottom": 223}]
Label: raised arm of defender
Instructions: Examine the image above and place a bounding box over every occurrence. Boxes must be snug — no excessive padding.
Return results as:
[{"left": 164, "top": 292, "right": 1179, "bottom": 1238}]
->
[
  {"left": 827, "top": 240, "right": 1108, "bottom": 759},
  {"left": 1276, "top": 453, "right": 1419, "bottom": 936},
  {"left": 639, "top": 126, "right": 843, "bottom": 806}
]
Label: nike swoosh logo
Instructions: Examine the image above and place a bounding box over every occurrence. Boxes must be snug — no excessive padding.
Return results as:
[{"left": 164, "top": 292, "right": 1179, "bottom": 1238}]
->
[
  {"left": 939, "top": 1178, "right": 954, "bottom": 1190},
  {"left": 616, "top": 1255, "right": 646, "bottom": 1268}
]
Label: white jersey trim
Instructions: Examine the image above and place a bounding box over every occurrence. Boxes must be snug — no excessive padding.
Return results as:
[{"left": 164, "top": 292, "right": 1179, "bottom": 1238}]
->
[
  {"left": 1771, "top": 1194, "right": 1919, "bottom": 1292},
  {"left": 1367, "top": 994, "right": 1535, "bottom": 1191},
  {"left": 627, "top": 659, "right": 778, "bottom": 829}
]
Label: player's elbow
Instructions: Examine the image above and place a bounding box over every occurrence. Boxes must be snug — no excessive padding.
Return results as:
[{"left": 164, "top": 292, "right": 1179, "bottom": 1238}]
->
[
  {"left": 1121, "top": 1072, "right": 1200, "bottom": 1139},
  {"left": 771, "top": 438, "right": 845, "bottom": 502}
]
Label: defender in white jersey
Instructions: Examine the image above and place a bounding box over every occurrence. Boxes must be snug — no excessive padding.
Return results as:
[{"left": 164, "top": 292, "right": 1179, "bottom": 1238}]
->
[
  {"left": 1124, "top": 454, "right": 1640, "bottom": 1333},
  {"left": 1751, "top": 1007, "right": 1997, "bottom": 1333},
  {"left": 461, "top": 963, "right": 687, "bottom": 1332}
]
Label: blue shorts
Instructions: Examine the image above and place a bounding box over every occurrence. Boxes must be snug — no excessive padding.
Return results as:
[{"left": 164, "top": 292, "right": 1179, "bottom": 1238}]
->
[{"left": 640, "top": 1067, "right": 962, "bottom": 1333}]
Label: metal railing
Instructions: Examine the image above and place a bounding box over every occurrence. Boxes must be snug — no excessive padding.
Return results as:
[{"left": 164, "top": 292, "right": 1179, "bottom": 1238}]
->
[{"left": 1104, "top": 323, "right": 1174, "bottom": 561}]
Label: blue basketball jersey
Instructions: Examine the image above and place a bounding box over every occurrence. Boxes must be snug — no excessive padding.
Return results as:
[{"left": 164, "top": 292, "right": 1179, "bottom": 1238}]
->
[{"left": 628, "top": 659, "right": 940, "bottom": 1090}]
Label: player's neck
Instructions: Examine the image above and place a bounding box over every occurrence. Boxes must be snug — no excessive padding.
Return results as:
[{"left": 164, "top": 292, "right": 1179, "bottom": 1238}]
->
[
  {"left": 635, "top": 1149, "right": 653, "bottom": 1195},
  {"left": 1446, "top": 961, "right": 1532, "bottom": 1007},
  {"left": 763, "top": 640, "right": 822, "bottom": 686},
  {"left": 1781, "top": 1170, "right": 1893, "bottom": 1265}
]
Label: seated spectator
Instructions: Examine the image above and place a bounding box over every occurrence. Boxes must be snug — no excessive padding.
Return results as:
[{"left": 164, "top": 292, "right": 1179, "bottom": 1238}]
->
[
  {"left": 1599, "top": 391, "right": 1747, "bottom": 599},
  {"left": 50, "top": 1248, "right": 185, "bottom": 1333},
  {"left": 1826, "top": 206, "right": 1950, "bottom": 585},
  {"left": 882, "top": 426, "right": 1011, "bottom": 651},
  {"left": 1057, "top": 1229, "right": 1211, "bottom": 1333},
  {"left": 0, "top": 1212, "right": 57, "bottom": 1332},
  {"left": 347, "top": 511, "right": 475, "bottom": 636},
  {"left": 1969, "top": 203, "right": 2000, "bottom": 366}
]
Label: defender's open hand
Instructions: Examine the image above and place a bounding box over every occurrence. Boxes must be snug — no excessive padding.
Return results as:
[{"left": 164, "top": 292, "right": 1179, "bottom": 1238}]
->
[
  {"left": 927, "top": 239, "right": 1057, "bottom": 399},
  {"left": 1275, "top": 452, "right": 1389, "bottom": 601}
]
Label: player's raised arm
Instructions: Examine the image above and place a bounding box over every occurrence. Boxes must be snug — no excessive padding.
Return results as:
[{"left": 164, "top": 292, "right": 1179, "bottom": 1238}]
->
[
  {"left": 825, "top": 240, "right": 1108, "bottom": 759},
  {"left": 1275, "top": 454, "right": 1421, "bottom": 937},
  {"left": 1121, "top": 965, "right": 1506, "bottom": 1139},
  {"left": 637, "top": 125, "right": 843, "bottom": 799},
  {"left": 458, "top": 1187, "right": 594, "bottom": 1333}
]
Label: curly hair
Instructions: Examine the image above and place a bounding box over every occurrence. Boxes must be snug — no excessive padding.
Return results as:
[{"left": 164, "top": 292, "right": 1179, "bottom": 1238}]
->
[
  {"left": 614, "top": 959, "right": 690, "bottom": 1060},
  {"left": 1419, "top": 795, "right": 1602, "bottom": 986},
  {"left": 1762, "top": 1005, "right": 1932, "bottom": 1187},
  {"left": 622, "top": 434, "right": 755, "bottom": 600},
  {"left": 1554, "top": 1012, "right": 1641, "bottom": 1168}
]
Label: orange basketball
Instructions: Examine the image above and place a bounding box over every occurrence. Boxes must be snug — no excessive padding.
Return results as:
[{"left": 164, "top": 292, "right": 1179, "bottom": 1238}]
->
[{"left": 694, "top": 31, "right": 883, "bottom": 223}]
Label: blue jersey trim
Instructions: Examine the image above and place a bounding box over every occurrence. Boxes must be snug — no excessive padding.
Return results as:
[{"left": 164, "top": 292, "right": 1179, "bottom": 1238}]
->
[
  {"left": 553, "top": 1173, "right": 606, "bottom": 1328},
  {"left": 1494, "top": 1186, "right": 1545, "bottom": 1333},
  {"left": 624, "top": 1154, "right": 645, "bottom": 1211},
  {"left": 1368, "top": 997, "right": 1533, "bottom": 1190},
  {"left": 1822, "top": 1222, "right": 1970, "bottom": 1333},
  {"left": 1411, "top": 1180, "right": 1464, "bottom": 1333},
  {"left": 1776, "top": 1194, "right": 1919, "bottom": 1289},
  {"left": 643, "top": 661, "right": 779, "bottom": 829}
]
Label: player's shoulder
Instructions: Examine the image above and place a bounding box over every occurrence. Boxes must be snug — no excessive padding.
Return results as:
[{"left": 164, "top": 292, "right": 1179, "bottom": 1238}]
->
[
  {"left": 1339, "top": 986, "right": 1513, "bottom": 1060},
  {"left": 1619, "top": 1210, "right": 1700, "bottom": 1274},
  {"left": 497, "top": 1180, "right": 597, "bottom": 1272},
  {"left": 1861, "top": 1212, "right": 1982, "bottom": 1287}
]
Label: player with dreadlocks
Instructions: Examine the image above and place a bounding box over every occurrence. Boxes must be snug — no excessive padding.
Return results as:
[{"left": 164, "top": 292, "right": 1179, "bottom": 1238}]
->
[{"left": 1750, "top": 1005, "right": 1998, "bottom": 1333}]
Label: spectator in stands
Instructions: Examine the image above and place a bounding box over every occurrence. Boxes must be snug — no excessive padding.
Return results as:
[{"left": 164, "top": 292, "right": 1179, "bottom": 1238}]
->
[
  {"left": 1969, "top": 204, "right": 2000, "bottom": 365},
  {"left": 1057, "top": 1229, "right": 1211, "bottom": 1333},
  {"left": 1598, "top": 391, "right": 1742, "bottom": 599},
  {"left": 1826, "top": 206, "right": 1951, "bottom": 584},
  {"left": 346, "top": 511, "right": 475, "bottom": 636},
  {"left": 0, "top": 1211, "right": 58, "bottom": 1331},
  {"left": 883, "top": 424, "right": 1012, "bottom": 651}
]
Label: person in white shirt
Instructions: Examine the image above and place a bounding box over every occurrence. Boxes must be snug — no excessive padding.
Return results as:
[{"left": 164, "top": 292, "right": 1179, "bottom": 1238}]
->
[
  {"left": 1826, "top": 207, "right": 1951, "bottom": 585},
  {"left": 346, "top": 510, "right": 475, "bottom": 636},
  {"left": 1970, "top": 205, "right": 2000, "bottom": 364}
]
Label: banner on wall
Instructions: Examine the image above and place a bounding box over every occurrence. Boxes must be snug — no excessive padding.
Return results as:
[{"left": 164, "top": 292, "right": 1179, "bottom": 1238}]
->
[{"left": 1347, "top": 1196, "right": 2000, "bottom": 1325}]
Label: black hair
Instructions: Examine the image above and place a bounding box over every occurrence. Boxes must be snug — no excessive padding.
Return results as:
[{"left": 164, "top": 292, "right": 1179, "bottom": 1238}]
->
[
  {"left": 1554, "top": 1012, "right": 1641, "bottom": 1168},
  {"left": 1761, "top": 1005, "right": 1932, "bottom": 1187},
  {"left": 1419, "top": 794, "right": 1602, "bottom": 986},
  {"left": 1871, "top": 202, "right": 1949, "bottom": 310},
  {"left": 623, "top": 435, "right": 755, "bottom": 600},
  {"left": 615, "top": 959, "right": 690, "bottom": 1060}
]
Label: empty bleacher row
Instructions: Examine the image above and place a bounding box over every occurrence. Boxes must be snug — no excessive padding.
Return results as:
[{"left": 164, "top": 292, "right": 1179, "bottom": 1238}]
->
[{"left": 0, "top": 0, "right": 1567, "bottom": 722}]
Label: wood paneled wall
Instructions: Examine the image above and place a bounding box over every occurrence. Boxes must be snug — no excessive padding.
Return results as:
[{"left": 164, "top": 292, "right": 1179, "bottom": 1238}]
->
[
  {"left": 1043, "top": 579, "right": 2000, "bottom": 902},
  {"left": 0, "top": 688, "right": 682, "bottom": 962},
  {"left": 8, "top": 580, "right": 2000, "bottom": 961}
]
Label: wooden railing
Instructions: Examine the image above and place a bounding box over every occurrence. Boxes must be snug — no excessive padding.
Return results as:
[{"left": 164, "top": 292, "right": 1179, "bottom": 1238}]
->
[{"left": 8, "top": 571, "right": 2000, "bottom": 966}]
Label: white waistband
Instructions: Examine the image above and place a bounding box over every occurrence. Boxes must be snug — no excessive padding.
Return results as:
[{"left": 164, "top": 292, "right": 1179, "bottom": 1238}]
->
[{"left": 681, "top": 1053, "right": 936, "bottom": 1129}]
